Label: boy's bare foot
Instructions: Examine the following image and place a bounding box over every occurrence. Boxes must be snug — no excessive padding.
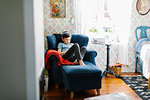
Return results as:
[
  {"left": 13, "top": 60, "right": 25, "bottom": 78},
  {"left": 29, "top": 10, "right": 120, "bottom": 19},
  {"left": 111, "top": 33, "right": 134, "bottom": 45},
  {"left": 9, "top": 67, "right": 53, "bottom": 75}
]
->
[
  {"left": 79, "top": 60, "right": 85, "bottom": 65},
  {"left": 73, "top": 60, "right": 79, "bottom": 65}
]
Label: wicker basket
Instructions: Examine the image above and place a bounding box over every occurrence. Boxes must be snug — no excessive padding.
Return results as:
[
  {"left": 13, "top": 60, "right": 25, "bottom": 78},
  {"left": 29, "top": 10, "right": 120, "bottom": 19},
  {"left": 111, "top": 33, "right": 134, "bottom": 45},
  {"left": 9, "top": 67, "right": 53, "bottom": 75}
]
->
[{"left": 110, "top": 66, "right": 122, "bottom": 76}]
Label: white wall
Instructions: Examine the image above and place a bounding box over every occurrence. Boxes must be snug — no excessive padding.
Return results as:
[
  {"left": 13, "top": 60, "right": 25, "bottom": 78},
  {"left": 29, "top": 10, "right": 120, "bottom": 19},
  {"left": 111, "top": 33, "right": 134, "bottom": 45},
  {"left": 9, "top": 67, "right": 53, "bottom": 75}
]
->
[
  {"left": 0, "top": 0, "right": 44, "bottom": 100},
  {"left": 34, "top": 0, "right": 44, "bottom": 79},
  {"left": 34, "top": 0, "right": 44, "bottom": 99},
  {"left": 24, "top": 0, "right": 44, "bottom": 99}
]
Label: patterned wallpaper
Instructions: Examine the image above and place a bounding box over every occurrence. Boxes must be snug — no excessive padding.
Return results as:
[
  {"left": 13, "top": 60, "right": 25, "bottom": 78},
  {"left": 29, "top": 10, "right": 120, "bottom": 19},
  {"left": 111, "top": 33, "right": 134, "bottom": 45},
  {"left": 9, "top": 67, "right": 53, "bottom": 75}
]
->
[
  {"left": 128, "top": 0, "right": 150, "bottom": 67},
  {"left": 44, "top": 0, "right": 150, "bottom": 69},
  {"left": 43, "top": 0, "right": 75, "bottom": 37}
]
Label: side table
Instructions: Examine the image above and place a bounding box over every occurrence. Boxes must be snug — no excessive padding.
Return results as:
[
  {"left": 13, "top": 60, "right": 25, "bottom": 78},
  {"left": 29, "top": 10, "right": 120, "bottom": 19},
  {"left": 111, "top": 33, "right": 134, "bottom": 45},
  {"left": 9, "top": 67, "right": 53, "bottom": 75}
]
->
[{"left": 102, "top": 43, "right": 121, "bottom": 78}]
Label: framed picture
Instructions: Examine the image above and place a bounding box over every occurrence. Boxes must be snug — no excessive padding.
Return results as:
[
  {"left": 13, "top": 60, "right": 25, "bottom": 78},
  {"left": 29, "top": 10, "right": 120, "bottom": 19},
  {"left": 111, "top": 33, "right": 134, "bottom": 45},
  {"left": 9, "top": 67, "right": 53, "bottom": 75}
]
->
[
  {"left": 50, "top": 0, "right": 66, "bottom": 18},
  {"left": 136, "top": 0, "right": 150, "bottom": 15}
]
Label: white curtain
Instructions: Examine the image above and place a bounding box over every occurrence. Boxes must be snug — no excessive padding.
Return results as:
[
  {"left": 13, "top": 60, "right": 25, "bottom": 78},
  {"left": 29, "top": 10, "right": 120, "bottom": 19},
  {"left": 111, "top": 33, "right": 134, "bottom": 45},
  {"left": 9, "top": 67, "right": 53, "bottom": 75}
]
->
[
  {"left": 74, "top": 0, "right": 101, "bottom": 35},
  {"left": 108, "top": 0, "right": 132, "bottom": 65},
  {"left": 75, "top": 0, "right": 132, "bottom": 65}
]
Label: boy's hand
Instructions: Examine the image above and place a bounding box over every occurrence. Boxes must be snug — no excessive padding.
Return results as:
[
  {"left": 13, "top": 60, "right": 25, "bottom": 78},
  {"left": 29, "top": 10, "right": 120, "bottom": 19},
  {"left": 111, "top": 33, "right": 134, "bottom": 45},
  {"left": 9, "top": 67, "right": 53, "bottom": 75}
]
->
[
  {"left": 60, "top": 51, "right": 67, "bottom": 55},
  {"left": 57, "top": 49, "right": 67, "bottom": 55}
]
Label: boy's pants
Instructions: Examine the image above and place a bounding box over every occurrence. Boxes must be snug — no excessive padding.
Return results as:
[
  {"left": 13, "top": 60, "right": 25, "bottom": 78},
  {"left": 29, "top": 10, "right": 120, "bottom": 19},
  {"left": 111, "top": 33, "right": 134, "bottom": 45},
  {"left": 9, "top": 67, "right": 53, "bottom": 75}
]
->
[{"left": 62, "top": 43, "right": 86, "bottom": 62}]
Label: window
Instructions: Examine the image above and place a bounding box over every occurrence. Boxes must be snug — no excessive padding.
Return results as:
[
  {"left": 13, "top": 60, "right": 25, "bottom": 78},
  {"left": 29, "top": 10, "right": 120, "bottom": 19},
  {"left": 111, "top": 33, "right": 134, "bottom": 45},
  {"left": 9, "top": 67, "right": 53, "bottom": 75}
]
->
[
  {"left": 75, "top": 0, "right": 132, "bottom": 41},
  {"left": 75, "top": 0, "right": 132, "bottom": 65},
  {"left": 75, "top": 0, "right": 113, "bottom": 38}
]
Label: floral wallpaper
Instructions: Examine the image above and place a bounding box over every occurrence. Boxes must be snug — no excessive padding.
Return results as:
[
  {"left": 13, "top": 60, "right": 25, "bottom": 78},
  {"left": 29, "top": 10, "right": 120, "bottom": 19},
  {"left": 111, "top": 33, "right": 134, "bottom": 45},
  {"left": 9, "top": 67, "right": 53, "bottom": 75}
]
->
[{"left": 44, "top": 0, "right": 150, "bottom": 70}]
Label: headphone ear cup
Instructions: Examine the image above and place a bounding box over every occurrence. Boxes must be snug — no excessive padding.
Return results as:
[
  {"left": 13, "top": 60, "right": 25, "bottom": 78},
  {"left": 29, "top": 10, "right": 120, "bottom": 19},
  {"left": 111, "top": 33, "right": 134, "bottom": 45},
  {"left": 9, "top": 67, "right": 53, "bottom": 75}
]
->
[{"left": 61, "top": 31, "right": 71, "bottom": 38}]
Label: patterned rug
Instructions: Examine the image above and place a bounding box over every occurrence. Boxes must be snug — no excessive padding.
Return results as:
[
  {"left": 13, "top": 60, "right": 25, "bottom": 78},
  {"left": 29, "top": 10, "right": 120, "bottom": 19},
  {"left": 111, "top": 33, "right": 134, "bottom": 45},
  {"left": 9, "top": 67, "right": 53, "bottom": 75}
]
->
[{"left": 121, "top": 76, "right": 150, "bottom": 100}]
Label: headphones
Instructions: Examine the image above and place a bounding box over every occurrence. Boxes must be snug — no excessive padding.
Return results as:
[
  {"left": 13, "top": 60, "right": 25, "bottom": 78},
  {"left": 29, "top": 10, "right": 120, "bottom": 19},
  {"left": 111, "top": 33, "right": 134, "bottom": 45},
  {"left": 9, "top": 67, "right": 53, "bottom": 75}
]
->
[{"left": 61, "top": 31, "right": 71, "bottom": 38}]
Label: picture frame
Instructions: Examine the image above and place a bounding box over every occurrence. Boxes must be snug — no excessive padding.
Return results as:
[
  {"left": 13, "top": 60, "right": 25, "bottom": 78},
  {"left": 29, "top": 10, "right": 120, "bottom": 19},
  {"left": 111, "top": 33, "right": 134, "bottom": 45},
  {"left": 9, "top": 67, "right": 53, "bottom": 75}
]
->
[
  {"left": 50, "top": 0, "right": 66, "bottom": 18},
  {"left": 136, "top": 0, "right": 150, "bottom": 15}
]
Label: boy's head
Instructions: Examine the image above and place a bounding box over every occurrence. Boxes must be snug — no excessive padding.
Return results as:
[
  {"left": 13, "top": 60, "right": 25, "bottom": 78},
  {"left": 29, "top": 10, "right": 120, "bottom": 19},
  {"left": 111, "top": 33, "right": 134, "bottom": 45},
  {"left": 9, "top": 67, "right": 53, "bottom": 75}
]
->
[{"left": 61, "top": 31, "right": 71, "bottom": 45}]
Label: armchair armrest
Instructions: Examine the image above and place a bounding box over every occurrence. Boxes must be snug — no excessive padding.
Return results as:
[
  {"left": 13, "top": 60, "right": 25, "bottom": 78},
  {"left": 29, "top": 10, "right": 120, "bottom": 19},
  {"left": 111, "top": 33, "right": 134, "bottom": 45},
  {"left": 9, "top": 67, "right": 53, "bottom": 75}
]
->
[
  {"left": 48, "top": 55, "right": 62, "bottom": 84},
  {"left": 83, "top": 49, "right": 97, "bottom": 65}
]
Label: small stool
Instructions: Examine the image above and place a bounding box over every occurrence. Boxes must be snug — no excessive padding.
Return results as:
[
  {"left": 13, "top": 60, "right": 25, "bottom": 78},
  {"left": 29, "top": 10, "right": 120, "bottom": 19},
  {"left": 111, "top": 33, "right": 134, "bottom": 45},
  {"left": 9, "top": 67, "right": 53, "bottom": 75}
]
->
[{"left": 61, "top": 64, "right": 102, "bottom": 98}]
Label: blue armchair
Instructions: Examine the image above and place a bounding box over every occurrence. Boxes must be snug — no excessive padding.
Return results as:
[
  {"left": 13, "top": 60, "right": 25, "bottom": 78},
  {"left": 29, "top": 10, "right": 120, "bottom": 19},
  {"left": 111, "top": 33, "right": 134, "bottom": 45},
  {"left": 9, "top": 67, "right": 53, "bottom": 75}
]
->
[{"left": 46, "top": 34, "right": 102, "bottom": 98}]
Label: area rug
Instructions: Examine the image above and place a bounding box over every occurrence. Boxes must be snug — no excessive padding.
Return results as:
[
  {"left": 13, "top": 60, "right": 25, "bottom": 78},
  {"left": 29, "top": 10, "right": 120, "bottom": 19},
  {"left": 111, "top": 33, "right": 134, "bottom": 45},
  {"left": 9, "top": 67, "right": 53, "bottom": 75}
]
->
[
  {"left": 84, "top": 92, "right": 131, "bottom": 100},
  {"left": 121, "top": 76, "right": 150, "bottom": 100}
]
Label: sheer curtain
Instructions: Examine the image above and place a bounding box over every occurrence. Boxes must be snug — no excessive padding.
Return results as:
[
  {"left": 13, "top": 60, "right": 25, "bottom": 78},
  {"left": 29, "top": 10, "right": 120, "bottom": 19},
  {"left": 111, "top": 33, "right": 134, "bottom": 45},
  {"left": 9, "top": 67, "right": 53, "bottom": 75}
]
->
[
  {"left": 75, "top": 0, "right": 132, "bottom": 65},
  {"left": 74, "top": 0, "right": 102, "bottom": 35},
  {"left": 108, "top": 0, "right": 132, "bottom": 65}
]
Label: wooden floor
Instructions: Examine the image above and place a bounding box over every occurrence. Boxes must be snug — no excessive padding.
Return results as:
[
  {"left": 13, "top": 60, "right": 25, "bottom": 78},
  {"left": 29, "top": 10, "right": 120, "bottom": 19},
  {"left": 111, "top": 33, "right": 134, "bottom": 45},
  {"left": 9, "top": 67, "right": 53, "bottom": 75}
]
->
[{"left": 44, "top": 73, "right": 142, "bottom": 100}]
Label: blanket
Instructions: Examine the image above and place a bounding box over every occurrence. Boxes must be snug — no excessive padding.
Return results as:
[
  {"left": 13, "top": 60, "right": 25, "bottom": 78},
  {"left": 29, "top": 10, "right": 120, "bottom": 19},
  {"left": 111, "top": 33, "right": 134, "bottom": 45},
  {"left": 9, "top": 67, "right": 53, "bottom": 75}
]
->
[
  {"left": 139, "top": 41, "right": 150, "bottom": 55},
  {"left": 45, "top": 50, "right": 74, "bottom": 70},
  {"left": 140, "top": 44, "right": 150, "bottom": 79}
]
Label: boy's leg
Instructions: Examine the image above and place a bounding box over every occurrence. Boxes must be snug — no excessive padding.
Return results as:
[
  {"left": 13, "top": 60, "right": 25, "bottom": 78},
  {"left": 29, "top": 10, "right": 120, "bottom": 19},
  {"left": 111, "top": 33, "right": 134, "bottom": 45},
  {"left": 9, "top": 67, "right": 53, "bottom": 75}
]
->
[
  {"left": 62, "top": 43, "right": 82, "bottom": 62},
  {"left": 80, "top": 46, "right": 87, "bottom": 59},
  {"left": 74, "top": 46, "right": 87, "bottom": 65},
  {"left": 72, "top": 46, "right": 86, "bottom": 64}
]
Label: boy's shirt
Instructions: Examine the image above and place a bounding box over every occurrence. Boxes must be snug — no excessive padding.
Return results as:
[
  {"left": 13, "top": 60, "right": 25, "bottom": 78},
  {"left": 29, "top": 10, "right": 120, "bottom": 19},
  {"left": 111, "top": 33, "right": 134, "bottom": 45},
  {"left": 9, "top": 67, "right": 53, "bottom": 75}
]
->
[{"left": 57, "top": 42, "right": 74, "bottom": 52}]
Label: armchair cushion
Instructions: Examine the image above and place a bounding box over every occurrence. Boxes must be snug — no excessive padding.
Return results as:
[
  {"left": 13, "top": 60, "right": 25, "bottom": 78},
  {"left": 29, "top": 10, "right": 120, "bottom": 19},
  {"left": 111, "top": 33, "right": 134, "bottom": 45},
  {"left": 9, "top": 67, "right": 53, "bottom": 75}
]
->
[
  {"left": 62, "top": 65, "right": 102, "bottom": 79},
  {"left": 71, "top": 34, "right": 89, "bottom": 48},
  {"left": 62, "top": 65, "right": 102, "bottom": 91}
]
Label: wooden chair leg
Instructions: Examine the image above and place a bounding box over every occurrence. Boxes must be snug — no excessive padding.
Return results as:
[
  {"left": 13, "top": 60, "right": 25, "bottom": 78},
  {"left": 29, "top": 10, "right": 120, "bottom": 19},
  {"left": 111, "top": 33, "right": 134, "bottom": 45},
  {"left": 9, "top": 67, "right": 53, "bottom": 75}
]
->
[
  {"left": 70, "top": 91, "right": 74, "bottom": 99},
  {"left": 94, "top": 89, "right": 97, "bottom": 94},
  {"left": 96, "top": 89, "right": 100, "bottom": 95},
  {"left": 55, "top": 84, "right": 59, "bottom": 89},
  {"left": 65, "top": 87, "right": 67, "bottom": 91}
]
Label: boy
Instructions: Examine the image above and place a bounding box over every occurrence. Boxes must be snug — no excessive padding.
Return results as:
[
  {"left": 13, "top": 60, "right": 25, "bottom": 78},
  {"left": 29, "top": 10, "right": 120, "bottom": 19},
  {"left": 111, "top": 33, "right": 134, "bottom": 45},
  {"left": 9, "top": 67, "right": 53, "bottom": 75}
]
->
[{"left": 57, "top": 31, "right": 86, "bottom": 65}]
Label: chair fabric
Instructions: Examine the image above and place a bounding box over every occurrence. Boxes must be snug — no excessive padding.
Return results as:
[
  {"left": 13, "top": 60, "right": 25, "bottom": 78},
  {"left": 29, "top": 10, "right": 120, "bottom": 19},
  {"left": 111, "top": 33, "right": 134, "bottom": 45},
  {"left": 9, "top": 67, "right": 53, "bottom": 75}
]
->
[
  {"left": 46, "top": 34, "right": 98, "bottom": 86},
  {"left": 46, "top": 34, "right": 89, "bottom": 50},
  {"left": 62, "top": 64, "right": 102, "bottom": 91}
]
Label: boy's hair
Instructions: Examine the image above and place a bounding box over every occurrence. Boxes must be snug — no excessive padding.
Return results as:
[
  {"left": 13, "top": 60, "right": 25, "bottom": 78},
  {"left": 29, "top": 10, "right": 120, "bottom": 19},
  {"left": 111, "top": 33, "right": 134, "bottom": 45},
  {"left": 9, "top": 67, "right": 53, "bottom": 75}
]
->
[{"left": 61, "top": 31, "right": 71, "bottom": 39}]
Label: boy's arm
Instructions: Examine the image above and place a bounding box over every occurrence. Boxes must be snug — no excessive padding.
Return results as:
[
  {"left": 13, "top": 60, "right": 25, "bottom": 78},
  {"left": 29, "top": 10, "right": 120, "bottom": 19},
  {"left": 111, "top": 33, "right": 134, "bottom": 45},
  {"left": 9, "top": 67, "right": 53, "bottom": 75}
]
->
[{"left": 57, "top": 49, "right": 67, "bottom": 55}]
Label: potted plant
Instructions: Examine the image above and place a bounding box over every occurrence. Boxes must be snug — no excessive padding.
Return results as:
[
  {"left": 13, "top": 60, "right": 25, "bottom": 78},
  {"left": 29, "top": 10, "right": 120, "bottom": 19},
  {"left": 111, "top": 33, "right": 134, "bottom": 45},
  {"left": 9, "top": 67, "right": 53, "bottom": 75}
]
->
[{"left": 89, "top": 27, "right": 98, "bottom": 34}]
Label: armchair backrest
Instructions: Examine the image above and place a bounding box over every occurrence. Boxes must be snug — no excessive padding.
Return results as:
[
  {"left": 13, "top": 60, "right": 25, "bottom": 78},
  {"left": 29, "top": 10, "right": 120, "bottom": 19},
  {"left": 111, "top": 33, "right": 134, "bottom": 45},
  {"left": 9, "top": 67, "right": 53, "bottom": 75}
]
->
[{"left": 46, "top": 34, "right": 89, "bottom": 50}]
